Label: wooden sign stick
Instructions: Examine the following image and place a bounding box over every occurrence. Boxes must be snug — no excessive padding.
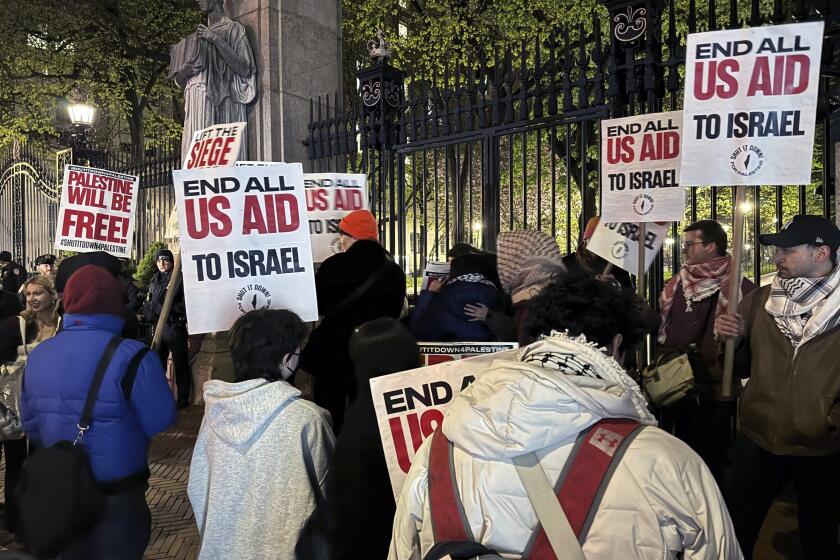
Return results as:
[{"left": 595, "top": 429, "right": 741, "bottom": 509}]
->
[
  {"left": 637, "top": 222, "right": 647, "bottom": 369},
  {"left": 721, "top": 188, "right": 747, "bottom": 398},
  {"left": 151, "top": 252, "right": 183, "bottom": 352}
]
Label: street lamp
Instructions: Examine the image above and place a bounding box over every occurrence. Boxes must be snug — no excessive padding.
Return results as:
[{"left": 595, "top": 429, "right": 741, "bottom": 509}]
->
[{"left": 67, "top": 101, "right": 96, "bottom": 126}]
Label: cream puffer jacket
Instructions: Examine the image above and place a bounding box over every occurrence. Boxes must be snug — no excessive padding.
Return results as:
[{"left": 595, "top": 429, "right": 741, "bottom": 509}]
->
[{"left": 388, "top": 333, "right": 743, "bottom": 560}]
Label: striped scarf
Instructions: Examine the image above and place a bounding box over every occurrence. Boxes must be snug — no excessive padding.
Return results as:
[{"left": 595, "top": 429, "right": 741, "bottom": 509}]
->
[
  {"left": 765, "top": 265, "right": 840, "bottom": 355},
  {"left": 658, "top": 256, "right": 732, "bottom": 343}
]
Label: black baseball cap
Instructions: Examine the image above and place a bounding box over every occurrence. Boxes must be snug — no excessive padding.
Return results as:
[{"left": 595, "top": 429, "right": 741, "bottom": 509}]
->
[
  {"left": 758, "top": 215, "right": 840, "bottom": 252},
  {"left": 54, "top": 251, "right": 121, "bottom": 294},
  {"left": 35, "top": 254, "right": 56, "bottom": 266}
]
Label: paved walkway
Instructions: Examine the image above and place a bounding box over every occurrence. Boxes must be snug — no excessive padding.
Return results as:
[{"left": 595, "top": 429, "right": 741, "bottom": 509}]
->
[{"left": 0, "top": 405, "right": 805, "bottom": 559}]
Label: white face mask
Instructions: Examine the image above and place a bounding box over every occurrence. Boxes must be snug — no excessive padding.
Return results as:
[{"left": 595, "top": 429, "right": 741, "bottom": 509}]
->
[{"left": 278, "top": 347, "right": 301, "bottom": 380}]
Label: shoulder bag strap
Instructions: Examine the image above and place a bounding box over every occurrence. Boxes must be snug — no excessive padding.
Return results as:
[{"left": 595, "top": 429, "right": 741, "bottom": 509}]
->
[
  {"left": 515, "top": 418, "right": 644, "bottom": 559},
  {"left": 326, "top": 262, "right": 392, "bottom": 317},
  {"left": 18, "top": 317, "right": 27, "bottom": 357},
  {"left": 428, "top": 427, "right": 473, "bottom": 544},
  {"left": 120, "top": 348, "right": 151, "bottom": 400},
  {"left": 77, "top": 336, "right": 123, "bottom": 438}
]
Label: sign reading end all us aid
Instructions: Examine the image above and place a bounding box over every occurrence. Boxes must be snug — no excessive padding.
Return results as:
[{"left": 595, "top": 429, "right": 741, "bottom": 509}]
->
[
  {"left": 680, "top": 21, "right": 823, "bottom": 186},
  {"left": 601, "top": 111, "right": 685, "bottom": 222}
]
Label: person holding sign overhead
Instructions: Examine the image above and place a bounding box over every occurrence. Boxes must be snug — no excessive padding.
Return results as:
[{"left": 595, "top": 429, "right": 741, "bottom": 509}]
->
[
  {"left": 657, "top": 220, "right": 755, "bottom": 482},
  {"left": 715, "top": 215, "right": 840, "bottom": 559}
]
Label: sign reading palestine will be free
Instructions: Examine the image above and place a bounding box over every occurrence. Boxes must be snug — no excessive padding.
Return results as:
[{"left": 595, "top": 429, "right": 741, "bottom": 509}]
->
[{"left": 681, "top": 21, "right": 823, "bottom": 186}]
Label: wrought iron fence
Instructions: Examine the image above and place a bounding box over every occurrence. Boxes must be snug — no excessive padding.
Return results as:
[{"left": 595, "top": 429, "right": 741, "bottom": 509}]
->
[{"left": 307, "top": 0, "right": 840, "bottom": 304}]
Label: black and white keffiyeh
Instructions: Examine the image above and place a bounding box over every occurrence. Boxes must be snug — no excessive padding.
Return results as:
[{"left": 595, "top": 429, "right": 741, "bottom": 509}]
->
[
  {"left": 765, "top": 264, "right": 840, "bottom": 355},
  {"left": 447, "top": 273, "right": 497, "bottom": 289}
]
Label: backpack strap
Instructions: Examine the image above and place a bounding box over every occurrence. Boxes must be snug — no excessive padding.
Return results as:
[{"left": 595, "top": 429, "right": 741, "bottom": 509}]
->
[
  {"left": 77, "top": 336, "right": 123, "bottom": 439},
  {"left": 120, "top": 348, "right": 151, "bottom": 400},
  {"left": 526, "top": 418, "right": 644, "bottom": 558},
  {"left": 428, "top": 427, "right": 473, "bottom": 544}
]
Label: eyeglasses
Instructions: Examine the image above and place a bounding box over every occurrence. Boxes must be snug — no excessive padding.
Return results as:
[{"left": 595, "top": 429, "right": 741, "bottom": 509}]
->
[{"left": 682, "top": 241, "right": 708, "bottom": 250}]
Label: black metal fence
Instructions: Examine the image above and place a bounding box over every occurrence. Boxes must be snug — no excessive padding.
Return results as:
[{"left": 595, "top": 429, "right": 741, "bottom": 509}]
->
[
  {"left": 307, "top": 0, "right": 840, "bottom": 303},
  {"left": 0, "top": 141, "right": 179, "bottom": 271}
]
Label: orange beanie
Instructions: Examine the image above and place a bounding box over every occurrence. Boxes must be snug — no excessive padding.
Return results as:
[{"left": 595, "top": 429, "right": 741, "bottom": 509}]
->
[{"left": 339, "top": 210, "right": 378, "bottom": 241}]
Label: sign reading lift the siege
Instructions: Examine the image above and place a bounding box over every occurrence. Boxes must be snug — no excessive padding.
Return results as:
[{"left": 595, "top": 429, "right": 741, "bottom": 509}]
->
[
  {"left": 172, "top": 164, "right": 318, "bottom": 334},
  {"left": 681, "top": 22, "right": 823, "bottom": 186},
  {"left": 371, "top": 349, "right": 519, "bottom": 497},
  {"left": 183, "top": 122, "right": 246, "bottom": 169},
  {"left": 601, "top": 111, "right": 685, "bottom": 222},
  {"left": 54, "top": 165, "right": 138, "bottom": 258}
]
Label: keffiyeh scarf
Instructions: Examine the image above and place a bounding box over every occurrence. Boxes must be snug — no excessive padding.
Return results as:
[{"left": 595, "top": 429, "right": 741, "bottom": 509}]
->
[
  {"left": 658, "top": 256, "right": 732, "bottom": 343},
  {"left": 447, "top": 273, "right": 497, "bottom": 289},
  {"left": 765, "top": 264, "right": 840, "bottom": 356}
]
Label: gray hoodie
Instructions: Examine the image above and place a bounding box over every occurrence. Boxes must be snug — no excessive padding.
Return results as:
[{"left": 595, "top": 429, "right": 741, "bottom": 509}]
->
[{"left": 188, "top": 378, "right": 335, "bottom": 559}]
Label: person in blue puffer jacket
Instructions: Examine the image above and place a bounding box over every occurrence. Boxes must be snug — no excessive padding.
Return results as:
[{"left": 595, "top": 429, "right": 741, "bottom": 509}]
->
[
  {"left": 410, "top": 253, "right": 500, "bottom": 342},
  {"left": 20, "top": 264, "right": 177, "bottom": 559}
]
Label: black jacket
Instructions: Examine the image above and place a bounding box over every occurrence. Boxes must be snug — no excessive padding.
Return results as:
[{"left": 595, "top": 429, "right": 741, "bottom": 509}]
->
[
  {"left": 143, "top": 271, "right": 187, "bottom": 329},
  {"left": 0, "top": 262, "right": 25, "bottom": 293},
  {"left": 300, "top": 241, "right": 405, "bottom": 433}
]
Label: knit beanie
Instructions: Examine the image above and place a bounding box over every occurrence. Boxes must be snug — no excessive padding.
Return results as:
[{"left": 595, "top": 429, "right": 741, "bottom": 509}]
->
[
  {"left": 496, "top": 230, "right": 563, "bottom": 295},
  {"left": 155, "top": 248, "right": 174, "bottom": 261},
  {"left": 339, "top": 210, "right": 378, "bottom": 241},
  {"left": 63, "top": 265, "right": 124, "bottom": 315}
]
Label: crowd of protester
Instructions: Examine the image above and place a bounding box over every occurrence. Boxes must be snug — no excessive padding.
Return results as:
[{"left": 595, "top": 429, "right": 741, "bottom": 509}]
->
[{"left": 0, "top": 208, "right": 837, "bottom": 559}]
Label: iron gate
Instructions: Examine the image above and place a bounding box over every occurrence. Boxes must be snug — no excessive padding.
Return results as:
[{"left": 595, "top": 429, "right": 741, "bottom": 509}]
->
[{"left": 307, "top": 0, "right": 840, "bottom": 302}]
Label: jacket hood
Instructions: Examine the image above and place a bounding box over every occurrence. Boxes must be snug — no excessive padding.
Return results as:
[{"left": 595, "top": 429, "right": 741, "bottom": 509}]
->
[
  {"left": 443, "top": 331, "right": 656, "bottom": 460},
  {"left": 202, "top": 378, "right": 301, "bottom": 449}
]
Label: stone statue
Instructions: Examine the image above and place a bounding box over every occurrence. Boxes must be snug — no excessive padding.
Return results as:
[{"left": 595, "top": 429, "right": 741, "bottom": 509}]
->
[{"left": 171, "top": 0, "right": 257, "bottom": 160}]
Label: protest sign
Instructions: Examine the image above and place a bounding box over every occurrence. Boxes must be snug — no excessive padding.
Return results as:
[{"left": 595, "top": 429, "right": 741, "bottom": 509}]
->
[
  {"left": 183, "top": 122, "right": 246, "bottom": 169},
  {"left": 587, "top": 221, "right": 668, "bottom": 274},
  {"left": 420, "top": 261, "right": 450, "bottom": 290},
  {"left": 419, "top": 342, "right": 519, "bottom": 366},
  {"left": 172, "top": 164, "right": 318, "bottom": 334},
  {"left": 371, "top": 349, "right": 519, "bottom": 496},
  {"left": 601, "top": 111, "right": 685, "bottom": 222},
  {"left": 304, "top": 173, "right": 368, "bottom": 262},
  {"left": 54, "top": 165, "right": 138, "bottom": 257},
  {"left": 681, "top": 22, "right": 823, "bottom": 186}
]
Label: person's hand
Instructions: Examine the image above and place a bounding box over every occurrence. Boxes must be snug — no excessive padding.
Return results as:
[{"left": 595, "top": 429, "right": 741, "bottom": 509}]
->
[
  {"left": 464, "top": 303, "right": 490, "bottom": 322},
  {"left": 427, "top": 277, "right": 447, "bottom": 293},
  {"left": 715, "top": 312, "right": 744, "bottom": 340},
  {"left": 197, "top": 24, "right": 221, "bottom": 46}
]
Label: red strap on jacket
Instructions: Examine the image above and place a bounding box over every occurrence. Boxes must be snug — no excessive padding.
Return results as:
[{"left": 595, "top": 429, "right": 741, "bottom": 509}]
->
[{"left": 427, "top": 418, "right": 643, "bottom": 557}]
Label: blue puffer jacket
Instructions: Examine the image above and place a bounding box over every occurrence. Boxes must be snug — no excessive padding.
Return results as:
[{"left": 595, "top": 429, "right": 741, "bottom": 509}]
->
[
  {"left": 409, "top": 277, "right": 499, "bottom": 342},
  {"left": 20, "top": 313, "right": 176, "bottom": 487}
]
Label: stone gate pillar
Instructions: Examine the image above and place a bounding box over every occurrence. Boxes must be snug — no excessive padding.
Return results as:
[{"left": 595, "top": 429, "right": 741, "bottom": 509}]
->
[{"left": 229, "top": 0, "right": 343, "bottom": 165}]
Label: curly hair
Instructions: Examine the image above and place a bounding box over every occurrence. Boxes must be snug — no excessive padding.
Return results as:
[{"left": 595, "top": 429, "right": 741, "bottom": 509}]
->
[
  {"left": 521, "top": 271, "right": 648, "bottom": 351},
  {"left": 229, "top": 309, "right": 309, "bottom": 382}
]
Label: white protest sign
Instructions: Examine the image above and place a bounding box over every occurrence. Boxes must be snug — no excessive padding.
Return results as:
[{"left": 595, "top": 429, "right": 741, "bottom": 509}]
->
[
  {"left": 371, "top": 349, "right": 519, "bottom": 497},
  {"left": 587, "top": 221, "right": 669, "bottom": 274},
  {"left": 601, "top": 111, "right": 685, "bottom": 222},
  {"left": 172, "top": 164, "right": 318, "bottom": 334},
  {"left": 183, "top": 122, "right": 246, "bottom": 169},
  {"left": 304, "top": 173, "right": 369, "bottom": 262},
  {"left": 418, "top": 342, "right": 519, "bottom": 366},
  {"left": 420, "top": 261, "right": 450, "bottom": 290},
  {"left": 54, "top": 165, "right": 138, "bottom": 258},
  {"left": 681, "top": 22, "right": 823, "bottom": 186}
]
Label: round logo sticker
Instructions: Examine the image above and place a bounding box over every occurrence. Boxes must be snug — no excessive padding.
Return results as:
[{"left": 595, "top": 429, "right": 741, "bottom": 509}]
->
[
  {"left": 730, "top": 144, "right": 765, "bottom": 177},
  {"left": 633, "top": 194, "right": 655, "bottom": 216},
  {"left": 611, "top": 241, "right": 629, "bottom": 259},
  {"left": 235, "top": 284, "right": 273, "bottom": 314}
]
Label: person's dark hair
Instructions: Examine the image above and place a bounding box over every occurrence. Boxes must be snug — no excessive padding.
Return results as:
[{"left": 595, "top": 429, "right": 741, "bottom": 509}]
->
[
  {"left": 449, "top": 253, "right": 494, "bottom": 281},
  {"left": 229, "top": 309, "right": 308, "bottom": 382},
  {"left": 521, "top": 271, "right": 647, "bottom": 351},
  {"left": 349, "top": 318, "right": 421, "bottom": 387},
  {"left": 683, "top": 220, "right": 727, "bottom": 256},
  {"left": 446, "top": 243, "right": 482, "bottom": 260}
]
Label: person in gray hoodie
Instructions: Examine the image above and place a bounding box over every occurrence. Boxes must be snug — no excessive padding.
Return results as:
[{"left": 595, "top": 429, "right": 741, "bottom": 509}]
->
[{"left": 187, "top": 309, "right": 335, "bottom": 559}]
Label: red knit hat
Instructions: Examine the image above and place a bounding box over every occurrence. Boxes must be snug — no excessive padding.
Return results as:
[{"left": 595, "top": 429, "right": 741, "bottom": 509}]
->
[
  {"left": 339, "top": 210, "right": 378, "bottom": 241},
  {"left": 63, "top": 265, "right": 124, "bottom": 315}
]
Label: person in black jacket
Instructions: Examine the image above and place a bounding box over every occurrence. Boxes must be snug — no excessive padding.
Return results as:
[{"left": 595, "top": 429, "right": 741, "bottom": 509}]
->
[
  {"left": 300, "top": 231, "right": 405, "bottom": 434},
  {"left": 327, "top": 318, "right": 421, "bottom": 560},
  {"left": 0, "top": 252, "right": 25, "bottom": 294},
  {"left": 143, "top": 249, "right": 191, "bottom": 408},
  {"left": 0, "top": 290, "right": 22, "bottom": 323}
]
